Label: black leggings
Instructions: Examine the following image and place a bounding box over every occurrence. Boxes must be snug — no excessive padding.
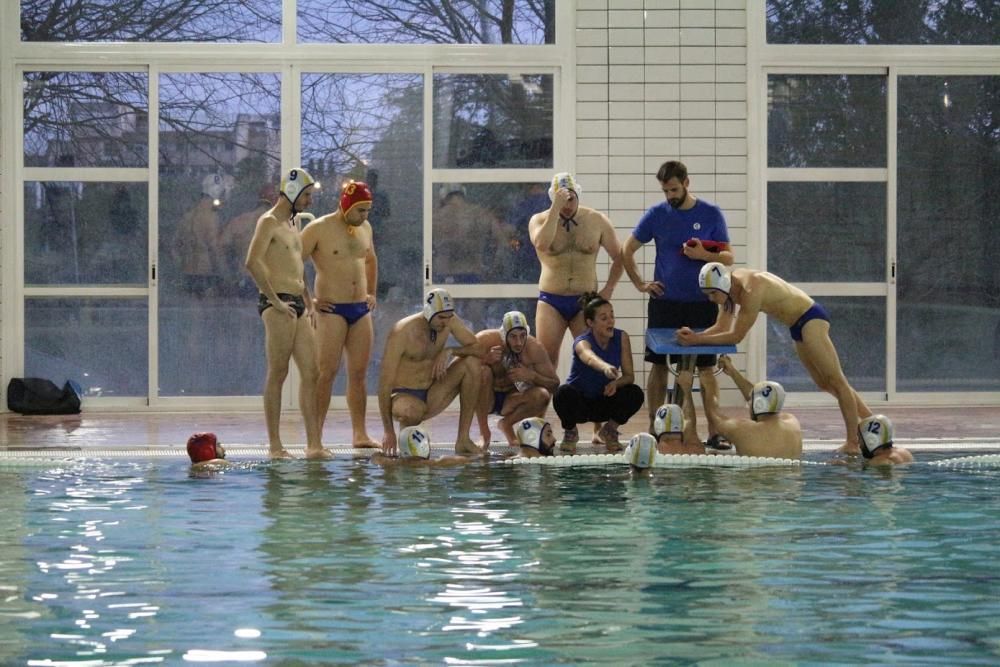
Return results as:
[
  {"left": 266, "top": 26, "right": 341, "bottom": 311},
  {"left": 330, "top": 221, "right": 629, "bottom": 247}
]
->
[{"left": 552, "top": 383, "right": 644, "bottom": 430}]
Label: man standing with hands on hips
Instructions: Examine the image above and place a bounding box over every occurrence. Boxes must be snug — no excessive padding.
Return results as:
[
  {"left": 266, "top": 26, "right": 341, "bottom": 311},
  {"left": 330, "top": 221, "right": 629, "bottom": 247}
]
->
[{"left": 620, "top": 160, "right": 734, "bottom": 449}]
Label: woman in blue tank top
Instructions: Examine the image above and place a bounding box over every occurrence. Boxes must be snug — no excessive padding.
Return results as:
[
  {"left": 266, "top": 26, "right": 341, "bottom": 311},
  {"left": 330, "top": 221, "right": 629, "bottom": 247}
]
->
[{"left": 553, "top": 294, "right": 645, "bottom": 452}]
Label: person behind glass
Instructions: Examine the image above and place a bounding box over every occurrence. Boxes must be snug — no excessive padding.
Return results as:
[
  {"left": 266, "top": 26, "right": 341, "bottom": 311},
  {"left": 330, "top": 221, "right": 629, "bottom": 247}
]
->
[
  {"left": 301, "top": 180, "right": 379, "bottom": 449},
  {"left": 620, "top": 160, "right": 733, "bottom": 448},
  {"left": 244, "top": 167, "right": 327, "bottom": 460},
  {"left": 475, "top": 311, "right": 559, "bottom": 450},
  {"left": 676, "top": 365, "right": 802, "bottom": 460},
  {"left": 552, "top": 294, "right": 644, "bottom": 453},
  {"left": 174, "top": 173, "right": 231, "bottom": 297},
  {"left": 219, "top": 182, "right": 276, "bottom": 297}
]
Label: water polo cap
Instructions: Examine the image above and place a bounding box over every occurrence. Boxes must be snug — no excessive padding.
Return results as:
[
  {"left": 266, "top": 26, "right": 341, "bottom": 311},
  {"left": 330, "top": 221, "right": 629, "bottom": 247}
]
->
[
  {"left": 398, "top": 426, "right": 431, "bottom": 459},
  {"left": 858, "top": 414, "right": 894, "bottom": 459},
  {"left": 750, "top": 381, "right": 785, "bottom": 421},
  {"left": 548, "top": 172, "right": 582, "bottom": 202},
  {"left": 339, "top": 180, "right": 373, "bottom": 216},
  {"left": 517, "top": 417, "right": 553, "bottom": 456},
  {"left": 423, "top": 288, "right": 454, "bottom": 321},
  {"left": 280, "top": 168, "right": 315, "bottom": 212},
  {"left": 653, "top": 404, "right": 684, "bottom": 438},
  {"left": 501, "top": 311, "right": 530, "bottom": 346},
  {"left": 699, "top": 262, "right": 731, "bottom": 296},
  {"left": 625, "top": 433, "right": 657, "bottom": 469},
  {"left": 187, "top": 432, "right": 220, "bottom": 463}
]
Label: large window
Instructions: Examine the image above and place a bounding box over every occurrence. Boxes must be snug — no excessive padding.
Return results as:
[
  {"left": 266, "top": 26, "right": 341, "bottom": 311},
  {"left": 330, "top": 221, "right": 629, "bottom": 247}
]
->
[{"left": 766, "top": 2, "right": 1000, "bottom": 45}]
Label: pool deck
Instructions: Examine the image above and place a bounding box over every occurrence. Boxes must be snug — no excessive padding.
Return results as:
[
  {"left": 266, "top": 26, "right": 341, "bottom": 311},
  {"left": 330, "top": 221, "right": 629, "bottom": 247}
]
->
[{"left": 2, "top": 404, "right": 999, "bottom": 458}]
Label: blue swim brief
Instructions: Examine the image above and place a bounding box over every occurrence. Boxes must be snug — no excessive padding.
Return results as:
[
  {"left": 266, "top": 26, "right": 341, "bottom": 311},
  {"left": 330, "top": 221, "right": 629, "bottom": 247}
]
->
[
  {"left": 491, "top": 390, "right": 509, "bottom": 415},
  {"left": 789, "top": 302, "right": 831, "bottom": 342},
  {"left": 317, "top": 301, "right": 370, "bottom": 326},
  {"left": 392, "top": 387, "right": 429, "bottom": 403},
  {"left": 538, "top": 291, "right": 582, "bottom": 322}
]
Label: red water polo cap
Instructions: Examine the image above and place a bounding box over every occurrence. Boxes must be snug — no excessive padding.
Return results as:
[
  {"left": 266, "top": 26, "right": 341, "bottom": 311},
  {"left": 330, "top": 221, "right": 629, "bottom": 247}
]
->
[
  {"left": 187, "top": 432, "right": 219, "bottom": 463},
  {"left": 339, "top": 180, "right": 373, "bottom": 215}
]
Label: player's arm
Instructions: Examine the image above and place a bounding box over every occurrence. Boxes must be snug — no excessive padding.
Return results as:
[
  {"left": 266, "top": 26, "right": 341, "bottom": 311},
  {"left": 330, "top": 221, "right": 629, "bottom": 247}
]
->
[
  {"left": 245, "top": 217, "right": 281, "bottom": 304},
  {"left": 598, "top": 215, "right": 624, "bottom": 299}
]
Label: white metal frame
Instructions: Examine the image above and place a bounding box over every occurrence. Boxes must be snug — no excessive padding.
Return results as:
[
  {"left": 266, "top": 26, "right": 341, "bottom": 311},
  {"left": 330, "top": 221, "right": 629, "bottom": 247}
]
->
[
  {"left": 0, "top": 0, "right": 576, "bottom": 411},
  {"left": 747, "top": 2, "right": 1000, "bottom": 408}
]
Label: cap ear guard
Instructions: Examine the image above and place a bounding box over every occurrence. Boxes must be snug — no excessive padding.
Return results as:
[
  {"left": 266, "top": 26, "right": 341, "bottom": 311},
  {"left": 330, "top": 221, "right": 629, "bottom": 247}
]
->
[
  {"left": 501, "top": 311, "right": 530, "bottom": 345},
  {"left": 626, "top": 433, "right": 657, "bottom": 469},
  {"left": 548, "top": 172, "right": 582, "bottom": 202},
  {"left": 423, "top": 288, "right": 454, "bottom": 321},
  {"left": 698, "top": 262, "right": 731, "bottom": 296},
  {"left": 653, "top": 404, "right": 684, "bottom": 438},
  {"left": 399, "top": 426, "right": 431, "bottom": 459},
  {"left": 859, "top": 414, "right": 894, "bottom": 459},
  {"left": 750, "top": 381, "right": 785, "bottom": 421}
]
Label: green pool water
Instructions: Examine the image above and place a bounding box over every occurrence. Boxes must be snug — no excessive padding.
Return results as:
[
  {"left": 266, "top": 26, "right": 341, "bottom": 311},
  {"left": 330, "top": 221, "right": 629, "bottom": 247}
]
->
[{"left": 1, "top": 454, "right": 998, "bottom": 665}]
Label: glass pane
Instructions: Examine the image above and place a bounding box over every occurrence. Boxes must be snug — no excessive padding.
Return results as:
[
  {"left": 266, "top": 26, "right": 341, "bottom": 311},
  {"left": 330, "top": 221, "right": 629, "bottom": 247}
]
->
[
  {"left": 897, "top": 75, "right": 1000, "bottom": 392},
  {"left": 768, "top": 74, "right": 886, "bottom": 168},
  {"left": 298, "top": 1, "right": 555, "bottom": 44},
  {"left": 23, "top": 182, "right": 148, "bottom": 286},
  {"left": 767, "top": 182, "right": 885, "bottom": 283},
  {"left": 453, "top": 298, "right": 542, "bottom": 340},
  {"left": 434, "top": 74, "right": 553, "bottom": 169},
  {"left": 23, "top": 71, "right": 148, "bottom": 168},
  {"left": 767, "top": 2, "right": 1000, "bottom": 45},
  {"left": 432, "top": 182, "right": 543, "bottom": 284},
  {"left": 158, "top": 72, "right": 280, "bottom": 396},
  {"left": 21, "top": 0, "right": 280, "bottom": 42},
  {"left": 767, "top": 297, "right": 885, "bottom": 393},
  {"left": 302, "top": 73, "right": 424, "bottom": 396},
  {"left": 25, "top": 298, "right": 148, "bottom": 397}
]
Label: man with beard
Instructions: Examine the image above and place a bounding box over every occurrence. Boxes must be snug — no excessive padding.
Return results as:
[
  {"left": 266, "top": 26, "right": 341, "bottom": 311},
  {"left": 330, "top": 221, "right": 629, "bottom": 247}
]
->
[
  {"left": 620, "top": 160, "right": 733, "bottom": 448},
  {"left": 301, "top": 180, "right": 379, "bottom": 449},
  {"left": 475, "top": 311, "right": 560, "bottom": 450}
]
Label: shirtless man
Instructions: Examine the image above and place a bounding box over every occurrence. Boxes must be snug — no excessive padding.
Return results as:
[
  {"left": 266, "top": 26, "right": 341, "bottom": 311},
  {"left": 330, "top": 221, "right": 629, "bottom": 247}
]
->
[
  {"left": 678, "top": 262, "right": 871, "bottom": 452},
  {"left": 676, "top": 368, "right": 802, "bottom": 459},
  {"left": 475, "top": 311, "right": 560, "bottom": 448},
  {"left": 651, "top": 400, "right": 704, "bottom": 455},
  {"left": 244, "top": 167, "right": 327, "bottom": 459},
  {"left": 858, "top": 414, "right": 914, "bottom": 465},
  {"left": 378, "top": 288, "right": 484, "bottom": 456},
  {"left": 529, "top": 172, "right": 624, "bottom": 369},
  {"left": 301, "top": 180, "right": 379, "bottom": 448}
]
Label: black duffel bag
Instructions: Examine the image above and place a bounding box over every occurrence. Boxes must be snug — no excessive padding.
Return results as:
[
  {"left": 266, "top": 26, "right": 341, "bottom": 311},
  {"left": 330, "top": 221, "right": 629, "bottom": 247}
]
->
[{"left": 6, "top": 378, "right": 82, "bottom": 415}]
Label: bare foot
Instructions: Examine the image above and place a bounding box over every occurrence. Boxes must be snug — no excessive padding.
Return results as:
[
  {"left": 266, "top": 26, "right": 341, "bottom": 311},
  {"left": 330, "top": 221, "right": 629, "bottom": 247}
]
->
[
  {"left": 497, "top": 417, "right": 517, "bottom": 448},
  {"left": 305, "top": 447, "right": 335, "bottom": 460},
  {"left": 837, "top": 442, "right": 862, "bottom": 456},
  {"left": 352, "top": 436, "right": 380, "bottom": 449},
  {"left": 455, "top": 438, "right": 483, "bottom": 456},
  {"left": 269, "top": 448, "right": 295, "bottom": 460}
]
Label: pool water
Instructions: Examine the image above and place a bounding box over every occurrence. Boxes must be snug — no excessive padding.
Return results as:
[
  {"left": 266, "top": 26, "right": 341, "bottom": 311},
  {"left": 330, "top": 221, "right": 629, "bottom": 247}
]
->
[{"left": 1, "top": 454, "right": 999, "bottom": 664}]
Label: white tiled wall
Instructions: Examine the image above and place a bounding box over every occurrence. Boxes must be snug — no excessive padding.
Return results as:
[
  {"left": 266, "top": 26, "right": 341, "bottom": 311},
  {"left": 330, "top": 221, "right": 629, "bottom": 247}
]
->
[{"left": 577, "top": 0, "right": 748, "bottom": 404}]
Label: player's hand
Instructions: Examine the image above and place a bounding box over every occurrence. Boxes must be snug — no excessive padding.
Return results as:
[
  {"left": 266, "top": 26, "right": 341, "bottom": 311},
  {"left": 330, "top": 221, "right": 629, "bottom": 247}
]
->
[
  {"left": 552, "top": 187, "right": 573, "bottom": 210},
  {"left": 638, "top": 281, "right": 665, "bottom": 297},
  {"left": 275, "top": 300, "right": 296, "bottom": 319},
  {"left": 676, "top": 327, "right": 697, "bottom": 346},
  {"left": 484, "top": 345, "right": 504, "bottom": 366},
  {"left": 681, "top": 238, "right": 705, "bottom": 260},
  {"left": 382, "top": 431, "right": 398, "bottom": 456},
  {"left": 719, "top": 354, "right": 736, "bottom": 376},
  {"left": 366, "top": 294, "right": 377, "bottom": 312},
  {"left": 432, "top": 349, "right": 452, "bottom": 380}
]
